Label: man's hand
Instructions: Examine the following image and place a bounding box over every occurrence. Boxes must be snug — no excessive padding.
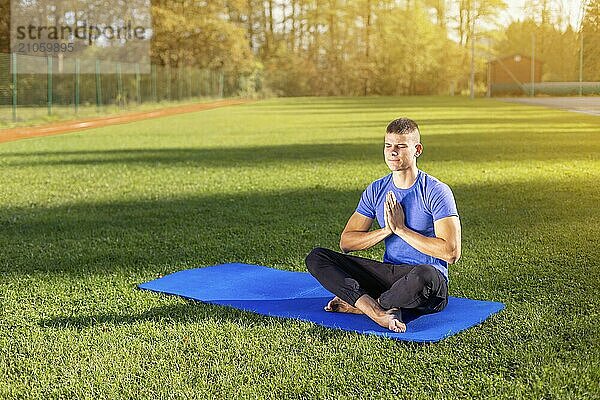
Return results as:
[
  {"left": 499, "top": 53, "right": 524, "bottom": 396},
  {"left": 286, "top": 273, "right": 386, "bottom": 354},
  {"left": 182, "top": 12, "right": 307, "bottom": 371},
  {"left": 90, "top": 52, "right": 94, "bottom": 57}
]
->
[
  {"left": 385, "top": 190, "right": 462, "bottom": 264},
  {"left": 339, "top": 212, "right": 391, "bottom": 253},
  {"left": 384, "top": 191, "right": 405, "bottom": 235}
]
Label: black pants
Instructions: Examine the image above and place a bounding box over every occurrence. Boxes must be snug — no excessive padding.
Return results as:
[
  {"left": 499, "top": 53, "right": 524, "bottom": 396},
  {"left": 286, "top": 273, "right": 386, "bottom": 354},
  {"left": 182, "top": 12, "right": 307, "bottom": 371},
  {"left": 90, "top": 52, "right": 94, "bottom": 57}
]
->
[{"left": 305, "top": 247, "right": 448, "bottom": 315}]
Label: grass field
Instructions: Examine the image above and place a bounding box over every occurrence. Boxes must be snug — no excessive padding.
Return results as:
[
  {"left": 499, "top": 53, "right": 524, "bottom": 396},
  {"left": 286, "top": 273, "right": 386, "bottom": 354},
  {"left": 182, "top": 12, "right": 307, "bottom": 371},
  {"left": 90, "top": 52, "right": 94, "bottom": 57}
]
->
[
  {"left": 0, "top": 96, "right": 229, "bottom": 129},
  {"left": 0, "top": 96, "right": 598, "bottom": 399}
]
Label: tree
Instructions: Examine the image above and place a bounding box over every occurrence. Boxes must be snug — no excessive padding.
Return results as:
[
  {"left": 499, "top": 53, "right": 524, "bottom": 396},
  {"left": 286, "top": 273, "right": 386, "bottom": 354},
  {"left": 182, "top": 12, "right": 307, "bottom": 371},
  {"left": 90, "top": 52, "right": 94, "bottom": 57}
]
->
[
  {"left": 453, "top": 0, "right": 507, "bottom": 47},
  {"left": 495, "top": 20, "right": 579, "bottom": 81},
  {"left": 581, "top": 0, "right": 600, "bottom": 80},
  {"left": 372, "top": 6, "right": 459, "bottom": 95},
  {"left": 151, "top": 1, "right": 255, "bottom": 73},
  {"left": 0, "top": 1, "right": 9, "bottom": 53}
]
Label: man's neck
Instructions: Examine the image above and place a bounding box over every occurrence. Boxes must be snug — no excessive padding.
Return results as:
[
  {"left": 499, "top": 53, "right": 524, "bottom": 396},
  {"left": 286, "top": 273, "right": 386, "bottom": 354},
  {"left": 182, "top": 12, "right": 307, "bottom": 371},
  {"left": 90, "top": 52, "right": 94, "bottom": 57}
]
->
[{"left": 392, "top": 167, "right": 419, "bottom": 189}]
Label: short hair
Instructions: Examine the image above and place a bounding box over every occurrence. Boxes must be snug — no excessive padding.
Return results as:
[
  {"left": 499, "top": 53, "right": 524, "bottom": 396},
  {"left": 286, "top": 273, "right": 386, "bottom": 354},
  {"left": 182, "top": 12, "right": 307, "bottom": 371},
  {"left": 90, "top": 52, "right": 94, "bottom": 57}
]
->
[{"left": 386, "top": 118, "right": 420, "bottom": 142}]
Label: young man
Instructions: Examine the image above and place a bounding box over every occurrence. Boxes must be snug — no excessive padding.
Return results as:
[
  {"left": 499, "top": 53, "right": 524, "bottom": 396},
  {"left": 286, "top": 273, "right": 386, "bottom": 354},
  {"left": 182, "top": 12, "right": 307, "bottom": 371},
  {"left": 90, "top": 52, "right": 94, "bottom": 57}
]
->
[{"left": 305, "top": 118, "right": 461, "bottom": 333}]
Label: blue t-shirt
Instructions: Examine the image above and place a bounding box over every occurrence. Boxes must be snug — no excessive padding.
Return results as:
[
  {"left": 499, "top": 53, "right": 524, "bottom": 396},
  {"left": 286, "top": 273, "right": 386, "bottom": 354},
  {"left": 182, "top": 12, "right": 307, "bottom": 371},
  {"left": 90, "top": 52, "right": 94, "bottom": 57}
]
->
[{"left": 356, "top": 170, "right": 458, "bottom": 281}]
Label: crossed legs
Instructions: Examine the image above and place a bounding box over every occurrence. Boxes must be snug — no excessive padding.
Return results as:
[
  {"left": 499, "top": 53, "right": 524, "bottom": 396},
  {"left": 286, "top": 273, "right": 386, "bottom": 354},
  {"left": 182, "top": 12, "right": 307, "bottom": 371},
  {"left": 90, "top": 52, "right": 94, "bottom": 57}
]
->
[{"left": 305, "top": 247, "right": 448, "bottom": 333}]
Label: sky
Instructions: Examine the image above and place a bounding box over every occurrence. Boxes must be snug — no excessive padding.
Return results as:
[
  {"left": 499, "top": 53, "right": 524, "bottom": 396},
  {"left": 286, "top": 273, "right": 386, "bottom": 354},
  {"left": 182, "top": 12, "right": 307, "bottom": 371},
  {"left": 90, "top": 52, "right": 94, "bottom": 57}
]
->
[{"left": 503, "top": 0, "right": 586, "bottom": 29}]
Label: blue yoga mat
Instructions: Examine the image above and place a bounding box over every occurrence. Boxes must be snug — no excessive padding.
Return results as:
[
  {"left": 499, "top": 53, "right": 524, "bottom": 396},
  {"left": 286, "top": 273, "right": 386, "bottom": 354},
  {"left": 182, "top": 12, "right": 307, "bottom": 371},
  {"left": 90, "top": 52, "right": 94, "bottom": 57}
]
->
[{"left": 138, "top": 263, "right": 504, "bottom": 343}]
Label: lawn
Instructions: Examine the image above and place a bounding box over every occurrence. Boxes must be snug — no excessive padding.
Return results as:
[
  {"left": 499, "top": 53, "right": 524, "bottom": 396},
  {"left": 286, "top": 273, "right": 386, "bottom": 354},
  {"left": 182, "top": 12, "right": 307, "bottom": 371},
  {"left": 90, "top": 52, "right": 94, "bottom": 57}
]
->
[
  {"left": 0, "top": 96, "right": 598, "bottom": 399},
  {"left": 0, "top": 96, "right": 229, "bottom": 129}
]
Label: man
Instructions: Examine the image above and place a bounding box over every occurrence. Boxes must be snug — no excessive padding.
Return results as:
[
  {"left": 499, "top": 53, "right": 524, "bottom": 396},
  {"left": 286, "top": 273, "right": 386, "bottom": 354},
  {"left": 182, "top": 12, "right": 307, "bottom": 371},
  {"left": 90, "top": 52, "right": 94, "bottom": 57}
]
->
[{"left": 305, "top": 118, "right": 461, "bottom": 333}]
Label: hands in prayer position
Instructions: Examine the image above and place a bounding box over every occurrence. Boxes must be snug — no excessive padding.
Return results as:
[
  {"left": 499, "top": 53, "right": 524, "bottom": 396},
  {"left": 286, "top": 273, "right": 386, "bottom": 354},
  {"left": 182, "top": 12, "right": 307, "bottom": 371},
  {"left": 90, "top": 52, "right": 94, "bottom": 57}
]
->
[{"left": 384, "top": 191, "right": 405, "bottom": 236}]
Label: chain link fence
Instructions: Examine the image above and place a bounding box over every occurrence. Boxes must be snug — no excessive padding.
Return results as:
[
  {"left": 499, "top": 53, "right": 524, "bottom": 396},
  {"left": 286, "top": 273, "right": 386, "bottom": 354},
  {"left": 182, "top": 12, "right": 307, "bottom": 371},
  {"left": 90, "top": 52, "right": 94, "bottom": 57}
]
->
[
  {"left": 491, "top": 82, "right": 600, "bottom": 96},
  {"left": 0, "top": 53, "right": 253, "bottom": 126}
]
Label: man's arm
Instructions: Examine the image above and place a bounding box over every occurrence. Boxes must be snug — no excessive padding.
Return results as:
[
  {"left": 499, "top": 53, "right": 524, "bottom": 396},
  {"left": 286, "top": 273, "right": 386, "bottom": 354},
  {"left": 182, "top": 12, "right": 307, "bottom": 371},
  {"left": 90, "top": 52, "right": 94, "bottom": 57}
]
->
[
  {"left": 339, "top": 212, "right": 392, "bottom": 254},
  {"left": 385, "top": 191, "right": 461, "bottom": 264}
]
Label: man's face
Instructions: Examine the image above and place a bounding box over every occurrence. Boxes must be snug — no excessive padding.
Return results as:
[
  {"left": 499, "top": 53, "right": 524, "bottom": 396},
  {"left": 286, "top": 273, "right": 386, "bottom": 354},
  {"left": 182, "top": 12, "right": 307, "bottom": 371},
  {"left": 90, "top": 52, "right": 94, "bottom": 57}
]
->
[{"left": 383, "top": 132, "right": 422, "bottom": 172}]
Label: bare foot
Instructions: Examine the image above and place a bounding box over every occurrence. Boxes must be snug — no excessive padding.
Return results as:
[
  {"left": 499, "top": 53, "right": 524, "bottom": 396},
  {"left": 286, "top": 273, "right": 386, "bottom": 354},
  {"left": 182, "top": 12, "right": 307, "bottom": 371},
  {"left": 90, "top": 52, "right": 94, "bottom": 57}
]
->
[
  {"left": 324, "top": 296, "right": 364, "bottom": 314},
  {"left": 375, "top": 308, "right": 406, "bottom": 333},
  {"left": 350, "top": 294, "right": 408, "bottom": 333}
]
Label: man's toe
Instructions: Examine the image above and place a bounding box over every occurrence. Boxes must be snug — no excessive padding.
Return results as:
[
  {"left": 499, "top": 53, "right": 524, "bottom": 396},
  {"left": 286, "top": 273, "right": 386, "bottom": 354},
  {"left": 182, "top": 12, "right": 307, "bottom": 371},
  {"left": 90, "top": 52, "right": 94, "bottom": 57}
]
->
[{"left": 325, "top": 299, "right": 337, "bottom": 311}]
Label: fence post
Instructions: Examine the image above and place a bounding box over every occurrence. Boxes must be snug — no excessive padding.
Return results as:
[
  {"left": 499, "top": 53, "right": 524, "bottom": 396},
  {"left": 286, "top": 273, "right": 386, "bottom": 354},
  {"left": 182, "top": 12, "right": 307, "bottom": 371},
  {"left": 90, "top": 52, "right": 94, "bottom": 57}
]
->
[
  {"left": 116, "top": 62, "right": 123, "bottom": 108},
  {"left": 187, "top": 66, "right": 192, "bottom": 98},
  {"left": 11, "top": 53, "right": 17, "bottom": 123},
  {"left": 470, "top": 25, "right": 475, "bottom": 99},
  {"left": 152, "top": 64, "right": 157, "bottom": 102},
  {"left": 47, "top": 56, "right": 53, "bottom": 116},
  {"left": 579, "top": 32, "right": 584, "bottom": 96},
  {"left": 219, "top": 70, "right": 224, "bottom": 98},
  {"left": 530, "top": 33, "right": 535, "bottom": 97},
  {"left": 135, "top": 63, "right": 141, "bottom": 104},
  {"left": 95, "top": 59, "right": 102, "bottom": 111},
  {"left": 75, "top": 58, "right": 80, "bottom": 114},
  {"left": 486, "top": 59, "right": 491, "bottom": 98},
  {"left": 177, "top": 66, "right": 182, "bottom": 100},
  {"left": 204, "top": 69, "right": 209, "bottom": 97},
  {"left": 166, "top": 65, "right": 171, "bottom": 101}
]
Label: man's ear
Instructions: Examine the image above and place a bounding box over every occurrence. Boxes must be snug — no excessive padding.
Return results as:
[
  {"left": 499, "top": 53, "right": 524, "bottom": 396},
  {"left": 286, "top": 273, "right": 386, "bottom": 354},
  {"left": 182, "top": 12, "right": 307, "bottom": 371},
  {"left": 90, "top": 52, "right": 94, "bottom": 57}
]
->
[{"left": 415, "top": 143, "right": 423, "bottom": 158}]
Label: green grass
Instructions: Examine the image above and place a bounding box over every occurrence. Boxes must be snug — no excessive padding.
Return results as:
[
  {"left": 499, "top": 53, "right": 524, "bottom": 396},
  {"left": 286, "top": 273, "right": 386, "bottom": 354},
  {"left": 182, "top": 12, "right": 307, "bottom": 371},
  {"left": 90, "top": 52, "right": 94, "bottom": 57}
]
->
[
  {"left": 0, "top": 96, "right": 598, "bottom": 399},
  {"left": 0, "top": 96, "right": 231, "bottom": 129}
]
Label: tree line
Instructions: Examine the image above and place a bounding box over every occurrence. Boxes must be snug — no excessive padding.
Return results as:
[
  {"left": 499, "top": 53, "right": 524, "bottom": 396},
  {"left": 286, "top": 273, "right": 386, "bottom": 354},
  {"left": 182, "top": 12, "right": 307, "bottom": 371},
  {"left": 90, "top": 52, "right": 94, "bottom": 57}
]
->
[
  {"left": 148, "top": 0, "right": 600, "bottom": 95},
  {"left": 1, "top": 0, "right": 598, "bottom": 96}
]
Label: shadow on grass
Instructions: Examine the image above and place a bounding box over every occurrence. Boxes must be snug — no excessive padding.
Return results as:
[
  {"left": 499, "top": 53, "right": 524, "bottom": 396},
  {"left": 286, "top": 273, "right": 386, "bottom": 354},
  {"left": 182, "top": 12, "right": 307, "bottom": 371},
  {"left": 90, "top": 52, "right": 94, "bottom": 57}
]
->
[
  {"left": 38, "top": 292, "right": 427, "bottom": 345},
  {"left": 36, "top": 297, "right": 374, "bottom": 344},
  {"left": 252, "top": 96, "right": 510, "bottom": 110},
  {"left": 37, "top": 301, "right": 277, "bottom": 329},
  {"left": 0, "top": 188, "right": 356, "bottom": 276},
  {"left": 1, "top": 176, "right": 598, "bottom": 278},
  {"left": 1, "top": 125, "right": 599, "bottom": 168}
]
